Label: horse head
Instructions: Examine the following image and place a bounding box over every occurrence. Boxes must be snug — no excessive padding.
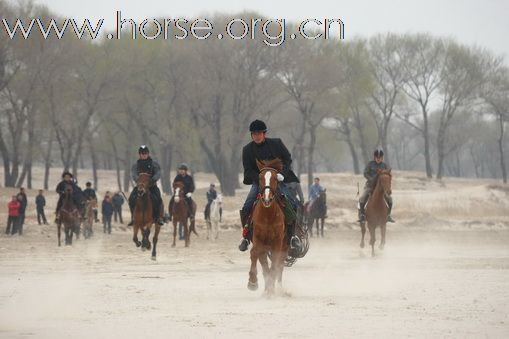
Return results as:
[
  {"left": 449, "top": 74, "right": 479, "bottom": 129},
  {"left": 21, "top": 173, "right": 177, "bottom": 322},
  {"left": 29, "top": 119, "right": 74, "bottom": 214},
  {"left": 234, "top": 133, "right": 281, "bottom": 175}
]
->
[
  {"left": 377, "top": 169, "right": 392, "bottom": 195},
  {"left": 64, "top": 183, "right": 73, "bottom": 197},
  {"left": 137, "top": 172, "right": 151, "bottom": 196},
  {"left": 173, "top": 181, "right": 185, "bottom": 203},
  {"left": 215, "top": 193, "right": 223, "bottom": 206},
  {"left": 256, "top": 158, "right": 282, "bottom": 208}
]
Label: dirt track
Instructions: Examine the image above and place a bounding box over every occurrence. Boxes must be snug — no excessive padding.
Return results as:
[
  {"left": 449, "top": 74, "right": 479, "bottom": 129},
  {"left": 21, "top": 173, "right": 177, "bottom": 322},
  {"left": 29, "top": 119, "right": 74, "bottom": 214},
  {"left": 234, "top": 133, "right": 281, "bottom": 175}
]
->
[{"left": 1, "top": 221, "right": 508, "bottom": 338}]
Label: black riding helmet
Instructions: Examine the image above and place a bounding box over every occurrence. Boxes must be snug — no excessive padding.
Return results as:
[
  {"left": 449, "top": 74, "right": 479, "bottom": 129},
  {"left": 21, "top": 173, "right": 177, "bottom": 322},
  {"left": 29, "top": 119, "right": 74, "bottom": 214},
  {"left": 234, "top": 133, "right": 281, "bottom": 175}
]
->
[
  {"left": 62, "top": 171, "right": 73, "bottom": 179},
  {"left": 374, "top": 147, "right": 384, "bottom": 158},
  {"left": 138, "top": 145, "right": 150, "bottom": 154},
  {"left": 249, "top": 120, "right": 268, "bottom": 133},
  {"left": 178, "top": 163, "right": 189, "bottom": 171}
]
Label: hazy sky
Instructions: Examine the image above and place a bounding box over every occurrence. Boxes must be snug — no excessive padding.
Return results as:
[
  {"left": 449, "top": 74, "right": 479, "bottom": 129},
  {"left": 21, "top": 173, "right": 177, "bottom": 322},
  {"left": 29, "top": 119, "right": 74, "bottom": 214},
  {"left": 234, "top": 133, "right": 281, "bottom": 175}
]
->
[{"left": 27, "top": 0, "right": 509, "bottom": 58}]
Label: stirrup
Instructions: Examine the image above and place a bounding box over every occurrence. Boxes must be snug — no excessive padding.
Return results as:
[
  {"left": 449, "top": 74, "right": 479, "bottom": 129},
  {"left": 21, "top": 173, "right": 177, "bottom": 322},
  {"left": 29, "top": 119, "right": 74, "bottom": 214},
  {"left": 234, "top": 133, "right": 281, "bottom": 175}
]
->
[{"left": 290, "top": 236, "right": 301, "bottom": 250}]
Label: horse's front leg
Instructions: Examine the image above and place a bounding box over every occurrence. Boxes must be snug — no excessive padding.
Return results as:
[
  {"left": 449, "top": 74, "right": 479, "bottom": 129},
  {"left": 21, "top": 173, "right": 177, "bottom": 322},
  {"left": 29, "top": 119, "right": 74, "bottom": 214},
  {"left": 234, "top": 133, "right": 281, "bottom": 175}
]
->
[
  {"left": 248, "top": 245, "right": 259, "bottom": 291},
  {"left": 321, "top": 218, "right": 324, "bottom": 237},
  {"left": 57, "top": 223, "right": 61, "bottom": 247},
  {"left": 132, "top": 225, "right": 141, "bottom": 247},
  {"left": 379, "top": 223, "right": 386, "bottom": 250},
  {"left": 172, "top": 221, "right": 177, "bottom": 247},
  {"left": 184, "top": 219, "right": 190, "bottom": 247},
  {"left": 360, "top": 222, "right": 366, "bottom": 248},
  {"left": 151, "top": 224, "right": 160, "bottom": 260},
  {"left": 142, "top": 226, "right": 151, "bottom": 250},
  {"left": 368, "top": 224, "right": 376, "bottom": 257}
]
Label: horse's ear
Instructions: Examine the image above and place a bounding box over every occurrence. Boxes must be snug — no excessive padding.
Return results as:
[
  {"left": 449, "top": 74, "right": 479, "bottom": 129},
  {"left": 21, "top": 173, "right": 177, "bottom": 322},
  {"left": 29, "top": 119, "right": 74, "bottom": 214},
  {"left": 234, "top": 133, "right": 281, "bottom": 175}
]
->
[{"left": 256, "top": 159, "right": 265, "bottom": 171}]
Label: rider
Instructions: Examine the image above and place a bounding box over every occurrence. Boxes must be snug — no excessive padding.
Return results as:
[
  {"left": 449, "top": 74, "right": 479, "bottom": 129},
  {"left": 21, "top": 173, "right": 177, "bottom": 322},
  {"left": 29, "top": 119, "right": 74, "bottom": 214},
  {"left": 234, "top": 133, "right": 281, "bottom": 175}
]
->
[
  {"left": 168, "top": 163, "right": 196, "bottom": 221},
  {"left": 127, "top": 145, "right": 164, "bottom": 226},
  {"left": 55, "top": 171, "right": 84, "bottom": 224},
  {"left": 358, "top": 147, "right": 395, "bottom": 223},
  {"left": 204, "top": 183, "right": 222, "bottom": 222},
  {"left": 307, "top": 177, "right": 327, "bottom": 217},
  {"left": 238, "top": 119, "right": 302, "bottom": 252},
  {"left": 83, "top": 181, "right": 100, "bottom": 222}
]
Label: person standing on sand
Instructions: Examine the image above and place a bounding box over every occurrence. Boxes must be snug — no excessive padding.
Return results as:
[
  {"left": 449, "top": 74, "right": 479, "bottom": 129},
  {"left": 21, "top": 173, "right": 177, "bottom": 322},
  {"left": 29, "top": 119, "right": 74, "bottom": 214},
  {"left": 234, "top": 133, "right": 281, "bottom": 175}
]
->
[
  {"left": 6, "top": 196, "right": 20, "bottom": 235},
  {"left": 35, "top": 190, "right": 48, "bottom": 225}
]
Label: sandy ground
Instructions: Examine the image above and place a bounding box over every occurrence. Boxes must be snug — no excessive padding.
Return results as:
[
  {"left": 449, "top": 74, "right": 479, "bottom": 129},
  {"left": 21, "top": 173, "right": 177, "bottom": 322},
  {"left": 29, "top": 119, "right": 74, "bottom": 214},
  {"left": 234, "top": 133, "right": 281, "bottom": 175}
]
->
[{"left": 1, "top": 170, "right": 509, "bottom": 338}]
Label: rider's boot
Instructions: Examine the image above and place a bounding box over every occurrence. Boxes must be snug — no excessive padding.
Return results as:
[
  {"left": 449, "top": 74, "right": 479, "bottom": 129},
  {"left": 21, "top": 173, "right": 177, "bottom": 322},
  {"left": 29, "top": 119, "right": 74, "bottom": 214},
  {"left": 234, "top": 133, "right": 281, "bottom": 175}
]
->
[
  {"left": 387, "top": 202, "right": 395, "bottom": 223},
  {"left": 358, "top": 202, "right": 366, "bottom": 223},
  {"left": 238, "top": 209, "right": 250, "bottom": 252},
  {"left": 289, "top": 223, "right": 302, "bottom": 251}
]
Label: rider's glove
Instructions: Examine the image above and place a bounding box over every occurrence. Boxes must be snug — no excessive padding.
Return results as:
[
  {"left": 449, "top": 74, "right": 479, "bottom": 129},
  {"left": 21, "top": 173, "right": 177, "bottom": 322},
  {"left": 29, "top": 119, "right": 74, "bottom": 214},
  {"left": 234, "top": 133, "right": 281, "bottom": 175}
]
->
[
  {"left": 186, "top": 192, "right": 192, "bottom": 198},
  {"left": 276, "top": 173, "right": 284, "bottom": 182}
]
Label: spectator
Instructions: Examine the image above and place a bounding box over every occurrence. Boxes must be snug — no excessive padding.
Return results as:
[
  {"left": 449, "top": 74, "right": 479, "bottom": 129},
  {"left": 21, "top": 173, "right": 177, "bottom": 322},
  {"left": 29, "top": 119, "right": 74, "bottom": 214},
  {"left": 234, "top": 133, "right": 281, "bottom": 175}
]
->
[
  {"left": 112, "top": 192, "right": 124, "bottom": 224},
  {"left": 17, "top": 187, "right": 28, "bottom": 235},
  {"left": 6, "top": 196, "right": 20, "bottom": 235},
  {"left": 102, "top": 192, "right": 114, "bottom": 234},
  {"left": 35, "top": 190, "right": 48, "bottom": 225}
]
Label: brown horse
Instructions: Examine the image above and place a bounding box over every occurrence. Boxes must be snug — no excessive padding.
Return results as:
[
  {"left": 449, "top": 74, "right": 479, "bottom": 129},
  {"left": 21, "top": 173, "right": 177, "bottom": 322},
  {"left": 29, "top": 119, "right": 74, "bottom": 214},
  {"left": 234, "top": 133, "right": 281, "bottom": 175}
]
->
[
  {"left": 133, "top": 173, "right": 162, "bottom": 260},
  {"left": 58, "top": 184, "right": 80, "bottom": 246},
  {"left": 248, "top": 158, "right": 288, "bottom": 295},
  {"left": 170, "top": 181, "right": 197, "bottom": 247},
  {"left": 305, "top": 189, "right": 327, "bottom": 237},
  {"left": 360, "top": 169, "right": 392, "bottom": 257},
  {"left": 83, "top": 198, "right": 97, "bottom": 239}
]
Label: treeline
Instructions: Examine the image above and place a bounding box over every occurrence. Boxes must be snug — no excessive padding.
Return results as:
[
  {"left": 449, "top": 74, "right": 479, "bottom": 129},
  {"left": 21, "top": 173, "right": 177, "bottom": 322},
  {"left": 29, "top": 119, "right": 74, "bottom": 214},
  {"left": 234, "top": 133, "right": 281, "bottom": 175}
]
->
[{"left": 0, "top": 1, "right": 507, "bottom": 196}]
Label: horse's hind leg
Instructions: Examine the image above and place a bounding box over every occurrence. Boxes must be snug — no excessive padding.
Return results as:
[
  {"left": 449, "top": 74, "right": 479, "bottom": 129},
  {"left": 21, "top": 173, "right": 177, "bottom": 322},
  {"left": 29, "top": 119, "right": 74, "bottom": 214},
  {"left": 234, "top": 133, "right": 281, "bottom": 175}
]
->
[
  {"left": 151, "top": 225, "right": 160, "bottom": 260},
  {"left": 321, "top": 218, "right": 324, "bottom": 237},
  {"left": 172, "top": 222, "right": 176, "bottom": 247},
  {"left": 379, "top": 223, "right": 386, "bottom": 250},
  {"left": 206, "top": 220, "right": 210, "bottom": 240},
  {"left": 57, "top": 223, "right": 61, "bottom": 247},
  {"left": 184, "top": 220, "right": 190, "bottom": 247},
  {"left": 248, "top": 246, "right": 259, "bottom": 291},
  {"left": 360, "top": 222, "right": 366, "bottom": 248}
]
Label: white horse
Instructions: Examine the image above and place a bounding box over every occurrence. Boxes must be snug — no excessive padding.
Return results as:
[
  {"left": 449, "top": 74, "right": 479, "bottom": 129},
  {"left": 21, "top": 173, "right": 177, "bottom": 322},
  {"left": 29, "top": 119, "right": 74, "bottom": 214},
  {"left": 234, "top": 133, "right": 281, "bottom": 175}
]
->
[{"left": 206, "top": 194, "right": 222, "bottom": 241}]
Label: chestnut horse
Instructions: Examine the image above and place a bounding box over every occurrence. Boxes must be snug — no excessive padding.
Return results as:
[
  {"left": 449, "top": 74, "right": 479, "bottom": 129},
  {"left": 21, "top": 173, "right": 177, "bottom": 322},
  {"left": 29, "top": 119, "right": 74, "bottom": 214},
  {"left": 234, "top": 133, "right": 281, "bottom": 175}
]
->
[
  {"left": 83, "top": 198, "right": 97, "bottom": 239},
  {"left": 58, "top": 184, "right": 80, "bottom": 246},
  {"left": 133, "top": 173, "right": 162, "bottom": 260},
  {"left": 170, "top": 181, "right": 198, "bottom": 247},
  {"left": 248, "top": 158, "right": 288, "bottom": 295},
  {"left": 360, "top": 169, "right": 392, "bottom": 257}
]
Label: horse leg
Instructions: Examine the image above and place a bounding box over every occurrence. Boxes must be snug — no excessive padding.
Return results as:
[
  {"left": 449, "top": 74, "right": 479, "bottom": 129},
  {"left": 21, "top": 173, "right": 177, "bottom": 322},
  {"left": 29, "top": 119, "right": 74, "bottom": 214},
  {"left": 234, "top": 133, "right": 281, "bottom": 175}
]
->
[
  {"left": 379, "top": 223, "right": 386, "bottom": 250},
  {"left": 258, "top": 251, "right": 270, "bottom": 282},
  {"left": 58, "top": 223, "right": 61, "bottom": 247},
  {"left": 172, "top": 221, "right": 176, "bottom": 247},
  {"left": 184, "top": 219, "right": 190, "bottom": 247},
  {"left": 248, "top": 246, "right": 259, "bottom": 291},
  {"left": 321, "top": 218, "right": 324, "bottom": 237},
  {"left": 368, "top": 224, "right": 376, "bottom": 257},
  {"left": 133, "top": 225, "right": 141, "bottom": 247},
  {"left": 206, "top": 220, "right": 210, "bottom": 240},
  {"left": 143, "top": 227, "right": 151, "bottom": 250},
  {"left": 266, "top": 246, "right": 281, "bottom": 295},
  {"left": 360, "top": 222, "right": 366, "bottom": 248},
  {"left": 151, "top": 225, "right": 160, "bottom": 260},
  {"left": 214, "top": 220, "right": 219, "bottom": 241}
]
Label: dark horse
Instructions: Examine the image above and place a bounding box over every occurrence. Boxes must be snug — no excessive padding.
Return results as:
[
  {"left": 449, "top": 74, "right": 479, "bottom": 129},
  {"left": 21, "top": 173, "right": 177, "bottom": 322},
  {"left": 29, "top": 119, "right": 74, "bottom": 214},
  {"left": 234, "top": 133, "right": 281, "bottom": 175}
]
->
[
  {"left": 360, "top": 169, "right": 392, "bottom": 257},
  {"left": 58, "top": 184, "right": 80, "bottom": 246},
  {"left": 305, "top": 190, "right": 327, "bottom": 237},
  {"left": 248, "top": 158, "right": 288, "bottom": 295},
  {"left": 132, "top": 173, "right": 162, "bottom": 260},
  {"left": 170, "top": 181, "right": 197, "bottom": 247}
]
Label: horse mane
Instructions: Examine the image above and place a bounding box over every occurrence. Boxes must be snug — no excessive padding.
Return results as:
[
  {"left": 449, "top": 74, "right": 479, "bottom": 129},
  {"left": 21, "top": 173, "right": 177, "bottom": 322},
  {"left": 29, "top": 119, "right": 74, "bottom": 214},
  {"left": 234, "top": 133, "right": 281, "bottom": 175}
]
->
[{"left": 256, "top": 158, "right": 283, "bottom": 172}]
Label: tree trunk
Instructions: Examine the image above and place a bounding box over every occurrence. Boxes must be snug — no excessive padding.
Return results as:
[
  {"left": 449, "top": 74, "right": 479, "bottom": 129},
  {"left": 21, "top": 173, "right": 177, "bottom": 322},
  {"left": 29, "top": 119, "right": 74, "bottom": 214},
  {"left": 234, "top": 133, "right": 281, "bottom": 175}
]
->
[
  {"left": 423, "top": 114, "right": 433, "bottom": 178},
  {"left": 497, "top": 114, "right": 507, "bottom": 184},
  {"left": 90, "top": 140, "right": 98, "bottom": 190},
  {"left": 436, "top": 126, "right": 446, "bottom": 179},
  {"left": 123, "top": 148, "right": 131, "bottom": 192},
  {"left": 160, "top": 143, "right": 173, "bottom": 194},
  {"left": 307, "top": 125, "right": 317, "bottom": 186}
]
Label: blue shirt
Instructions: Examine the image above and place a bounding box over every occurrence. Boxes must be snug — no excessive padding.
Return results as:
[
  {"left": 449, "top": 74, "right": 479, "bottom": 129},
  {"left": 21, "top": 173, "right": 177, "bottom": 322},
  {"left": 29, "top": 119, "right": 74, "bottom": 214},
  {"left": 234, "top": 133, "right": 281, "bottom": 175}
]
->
[{"left": 308, "top": 184, "right": 324, "bottom": 201}]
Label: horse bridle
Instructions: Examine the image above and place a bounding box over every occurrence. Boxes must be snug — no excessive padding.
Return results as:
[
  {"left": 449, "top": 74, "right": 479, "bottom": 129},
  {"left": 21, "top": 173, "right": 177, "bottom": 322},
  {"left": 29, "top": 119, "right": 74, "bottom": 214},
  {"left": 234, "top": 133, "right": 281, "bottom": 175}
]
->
[
  {"left": 377, "top": 172, "right": 392, "bottom": 195},
  {"left": 137, "top": 173, "right": 151, "bottom": 196},
  {"left": 259, "top": 167, "right": 279, "bottom": 206}
]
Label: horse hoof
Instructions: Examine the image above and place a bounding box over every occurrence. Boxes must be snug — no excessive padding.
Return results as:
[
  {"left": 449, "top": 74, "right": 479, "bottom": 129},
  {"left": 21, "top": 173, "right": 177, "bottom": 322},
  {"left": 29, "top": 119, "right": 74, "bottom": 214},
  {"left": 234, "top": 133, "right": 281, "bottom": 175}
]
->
[
  {"left": 142, "top": 247, "right": 146, "bottom": 252},
  {"left": 247, "top": 281, "right": 258, "bottom": 291},
  {"left": 151, "top": 256, "right": 156, "bottom": 261},
  {"left": 135, "top": 242, "right": 141, "bottom": 247},
  {"left": 360, "top": 242, "right": 365, "bottom": 249},
  {"left": 171, "top": 243, "right": 176, "bottom": 248}
]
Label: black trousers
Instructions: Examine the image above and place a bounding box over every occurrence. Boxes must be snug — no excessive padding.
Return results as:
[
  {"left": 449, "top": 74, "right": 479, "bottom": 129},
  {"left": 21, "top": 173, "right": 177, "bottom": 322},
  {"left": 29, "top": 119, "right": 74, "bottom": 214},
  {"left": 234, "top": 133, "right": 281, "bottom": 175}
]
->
[
  {"left": 6, "top": 216, "right": 18, "bottom": 235},
  {"left": 37, "top": 207, "right": 47, "bottom": 225}
]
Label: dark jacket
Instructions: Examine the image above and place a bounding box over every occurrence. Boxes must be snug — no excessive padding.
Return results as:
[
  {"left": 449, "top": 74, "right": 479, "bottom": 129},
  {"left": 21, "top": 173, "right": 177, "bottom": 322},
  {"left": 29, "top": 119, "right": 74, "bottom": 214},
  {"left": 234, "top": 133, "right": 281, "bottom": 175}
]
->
[
  {"left": 18, "top": 193, "right": 27, "bottom": 214},
  {"left": 173, "top": 174, "right": 195, "bottom": 194},
  {"left": 112, "top": 193, "right": 124, "bottom": 208},
  {"left": 206, "top": 190, "right": 217, "bottom": 204},
  {"left": 131, "top": 157, "right": 161, "bottom": 184},
  {"left": 102, "top": 199, "right": 114, "bottom": 217},
  {"left": 56, "top": 180, "right": 83, "bottom": 195},
  {"left": 242, "top": 138, "right": 299, "bottom": 185},
  {"left": 35, "top": 195, "right": 46, "bottom": 209},
  {"left": 364, "top": 160, "right": 390, "bottom": 185},
  {"left": 83, "top": 188, "right": 97, "bottom": 200}
]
